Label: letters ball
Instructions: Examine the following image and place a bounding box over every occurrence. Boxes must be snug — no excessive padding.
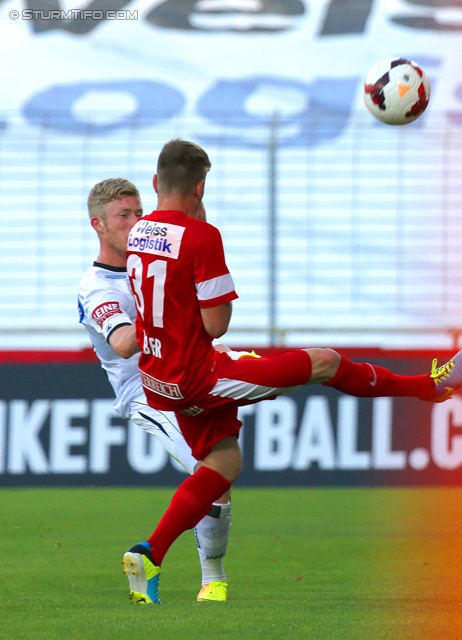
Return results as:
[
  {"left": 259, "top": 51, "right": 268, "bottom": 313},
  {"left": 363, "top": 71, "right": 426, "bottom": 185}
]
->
[{"left": 363, "top": 58, "right": 430, "bottom": 125}]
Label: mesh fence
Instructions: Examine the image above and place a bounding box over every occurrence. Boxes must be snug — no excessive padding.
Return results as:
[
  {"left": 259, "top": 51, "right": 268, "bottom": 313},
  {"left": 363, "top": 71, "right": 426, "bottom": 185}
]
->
[{"left": 1, "top": 111, "right": 461, "bottom": 347}]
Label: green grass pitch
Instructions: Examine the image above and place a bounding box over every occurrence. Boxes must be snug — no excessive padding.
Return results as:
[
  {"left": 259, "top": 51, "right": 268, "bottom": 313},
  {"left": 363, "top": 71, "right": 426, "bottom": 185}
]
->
[{"left": 1, "top": 486, "right": 462, "bottom": 640}]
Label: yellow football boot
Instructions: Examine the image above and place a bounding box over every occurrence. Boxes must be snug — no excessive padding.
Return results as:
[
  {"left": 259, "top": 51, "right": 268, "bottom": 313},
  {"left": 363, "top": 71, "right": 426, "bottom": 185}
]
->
[
  {"left": 430, "top": 349, "right": 462, "bottom": 402},
  {"left": 123, "top": 542, "right": 161, "bottom": 604},
  {"left": 197, "top": 580, "right": 228, "bottom": 602}
]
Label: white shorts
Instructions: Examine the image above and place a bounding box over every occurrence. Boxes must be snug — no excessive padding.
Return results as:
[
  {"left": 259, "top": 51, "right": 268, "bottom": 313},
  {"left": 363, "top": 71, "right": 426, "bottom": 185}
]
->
[{"left": 129, "top": 392, "right": 197, "bottom": 475}]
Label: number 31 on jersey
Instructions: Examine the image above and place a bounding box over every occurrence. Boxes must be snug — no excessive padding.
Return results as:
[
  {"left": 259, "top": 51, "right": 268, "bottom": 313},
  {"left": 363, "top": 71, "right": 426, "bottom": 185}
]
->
[
  {"left": 127, "top": 254, "right": 165, "bottom": 358},
  {"left": 127, "top": 254, "right": 167, "bottom": 328}
]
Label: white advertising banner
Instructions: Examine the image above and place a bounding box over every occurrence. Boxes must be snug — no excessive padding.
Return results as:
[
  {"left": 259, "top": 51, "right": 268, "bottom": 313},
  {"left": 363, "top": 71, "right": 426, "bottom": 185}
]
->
[{"left": 1, "top": 1, "right": 461, "bottom": 133}]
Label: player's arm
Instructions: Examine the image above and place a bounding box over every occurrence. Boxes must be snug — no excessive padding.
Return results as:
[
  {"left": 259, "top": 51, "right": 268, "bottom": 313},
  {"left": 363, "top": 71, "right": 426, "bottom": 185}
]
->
[
  {"left": 86, "top": 288, "right": 139, "bottom": 359},
  {"left": 108, "top": 323, "right": 140, "bottom": 359},
  {"left": 196, "top": 225, "right": 237, "bottom": 339},
  {"left": 201, "top": 302, "right": 233, "bottom": 339}
]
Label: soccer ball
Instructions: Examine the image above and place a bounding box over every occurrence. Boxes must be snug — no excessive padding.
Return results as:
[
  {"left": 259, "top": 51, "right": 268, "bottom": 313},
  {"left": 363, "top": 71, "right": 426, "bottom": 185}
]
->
[{"left": 363, "top": 58, "right": 431, "bottom": 125}]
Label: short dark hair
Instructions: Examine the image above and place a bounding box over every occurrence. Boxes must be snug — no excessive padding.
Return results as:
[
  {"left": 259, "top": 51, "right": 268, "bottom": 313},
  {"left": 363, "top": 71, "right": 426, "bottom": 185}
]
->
[
  {"left": 156, "top": 139, "right": 211, "bottom": 196},
  {"left": 87, "top": 178, "right": 140, "bottom": 218}
]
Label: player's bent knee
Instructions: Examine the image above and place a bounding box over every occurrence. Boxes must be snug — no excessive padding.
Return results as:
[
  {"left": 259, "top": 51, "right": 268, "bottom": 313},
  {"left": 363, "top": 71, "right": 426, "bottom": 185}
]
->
[
  {"left": 305, "top": 347, "right": 341, "bottom": 383},
  {"left": 202, "top": 438, "right": 242, "bottom": 484}
]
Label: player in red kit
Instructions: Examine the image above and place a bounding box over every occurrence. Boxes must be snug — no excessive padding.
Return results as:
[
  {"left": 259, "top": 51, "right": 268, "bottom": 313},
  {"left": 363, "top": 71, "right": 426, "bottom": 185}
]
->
[
  {"left": 127, "top": 208, "right": 238, "bottom": 410},
  {"left": 124, "top": 138, "right": 462, "bottom": 604}
]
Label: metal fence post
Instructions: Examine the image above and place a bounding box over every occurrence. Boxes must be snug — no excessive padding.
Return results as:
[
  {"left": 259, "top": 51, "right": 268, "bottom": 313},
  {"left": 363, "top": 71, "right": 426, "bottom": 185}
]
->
[{"left": 269, "top": 111, "right": 278, "bottom": 345}]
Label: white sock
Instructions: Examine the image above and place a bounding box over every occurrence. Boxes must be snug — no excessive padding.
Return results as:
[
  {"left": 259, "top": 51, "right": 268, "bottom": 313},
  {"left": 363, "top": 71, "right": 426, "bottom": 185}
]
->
[{"left": 194, "top": 502, "right": 231, "bottom": 586}]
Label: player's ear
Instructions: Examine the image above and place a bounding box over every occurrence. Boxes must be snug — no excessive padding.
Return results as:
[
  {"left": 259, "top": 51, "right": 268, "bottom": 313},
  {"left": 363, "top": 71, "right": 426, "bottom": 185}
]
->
[
  {"left": 153, "top": 174, "right": 158, "bottom": 193},
  {"left": 194, "top": 179, "right": 205, "bottom": 200},
  {"left": 90, "top": 216, "right": 104, "bottom": 233}
]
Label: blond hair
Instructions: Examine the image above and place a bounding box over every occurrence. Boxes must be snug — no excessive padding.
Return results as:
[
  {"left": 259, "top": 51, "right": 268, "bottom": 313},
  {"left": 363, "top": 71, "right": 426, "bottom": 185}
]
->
[{"left": 87, "top": 178, "right": 140, "bottom": 218}]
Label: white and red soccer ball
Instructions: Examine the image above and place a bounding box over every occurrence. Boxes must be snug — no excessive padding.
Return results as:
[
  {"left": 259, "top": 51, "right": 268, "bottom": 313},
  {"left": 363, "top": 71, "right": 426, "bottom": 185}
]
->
[{"left": 364, "top": 58, "right": 431, "bottom": 125}]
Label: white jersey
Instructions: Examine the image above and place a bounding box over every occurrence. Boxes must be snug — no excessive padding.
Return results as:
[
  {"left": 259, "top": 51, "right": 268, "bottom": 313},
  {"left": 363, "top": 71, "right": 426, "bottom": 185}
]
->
[
  {"left": 78, "top": 261, "right": 197, "bottom": 474},
  {"left": 78, "top": 262, "right": 141, "bottom": 418}
]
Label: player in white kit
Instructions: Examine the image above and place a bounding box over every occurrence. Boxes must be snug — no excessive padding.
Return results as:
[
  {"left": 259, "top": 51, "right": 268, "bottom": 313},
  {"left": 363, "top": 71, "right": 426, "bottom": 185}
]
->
[{"left": 78, "top": 177, "right": 234, "bottom": 603}]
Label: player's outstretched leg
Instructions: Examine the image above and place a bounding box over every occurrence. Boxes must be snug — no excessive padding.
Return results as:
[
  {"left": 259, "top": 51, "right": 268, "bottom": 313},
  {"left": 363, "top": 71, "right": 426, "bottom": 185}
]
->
[
  {"left": 320, "top": 348, "right": 462, "bottom": 402},
  {"left": 195, "top": 501, "right": 231, "bottom": 603},
  {"left": 122, "top": 542, "right": 161, "bottom": 604},
  {"left": 430, "top": 350, "right": 462, "bottom": 402}
]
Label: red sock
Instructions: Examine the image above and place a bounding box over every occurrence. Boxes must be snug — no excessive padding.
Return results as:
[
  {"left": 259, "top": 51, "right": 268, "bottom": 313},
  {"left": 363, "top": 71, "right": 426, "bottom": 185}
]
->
[
  {"left": 146, "top": 466, "right": 231, "bottom": 566},
  {"left": 322, "top": 355, "right": 435, "bottom": 401}
]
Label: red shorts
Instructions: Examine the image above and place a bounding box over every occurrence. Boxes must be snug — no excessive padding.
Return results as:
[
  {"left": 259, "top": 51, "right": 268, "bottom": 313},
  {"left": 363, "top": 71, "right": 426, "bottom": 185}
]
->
[
  {"left": 176, "top": 406, "right": 241, "bottom": 463},
  {"left": 174, "top": 349, "right": 312, "bottom": 460}
]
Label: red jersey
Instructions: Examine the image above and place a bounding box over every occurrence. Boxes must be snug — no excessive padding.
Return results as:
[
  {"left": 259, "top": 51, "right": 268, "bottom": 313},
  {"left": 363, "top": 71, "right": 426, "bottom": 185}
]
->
[{"left": 127, "top": 210, "right": 238, "bottom": 410}]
